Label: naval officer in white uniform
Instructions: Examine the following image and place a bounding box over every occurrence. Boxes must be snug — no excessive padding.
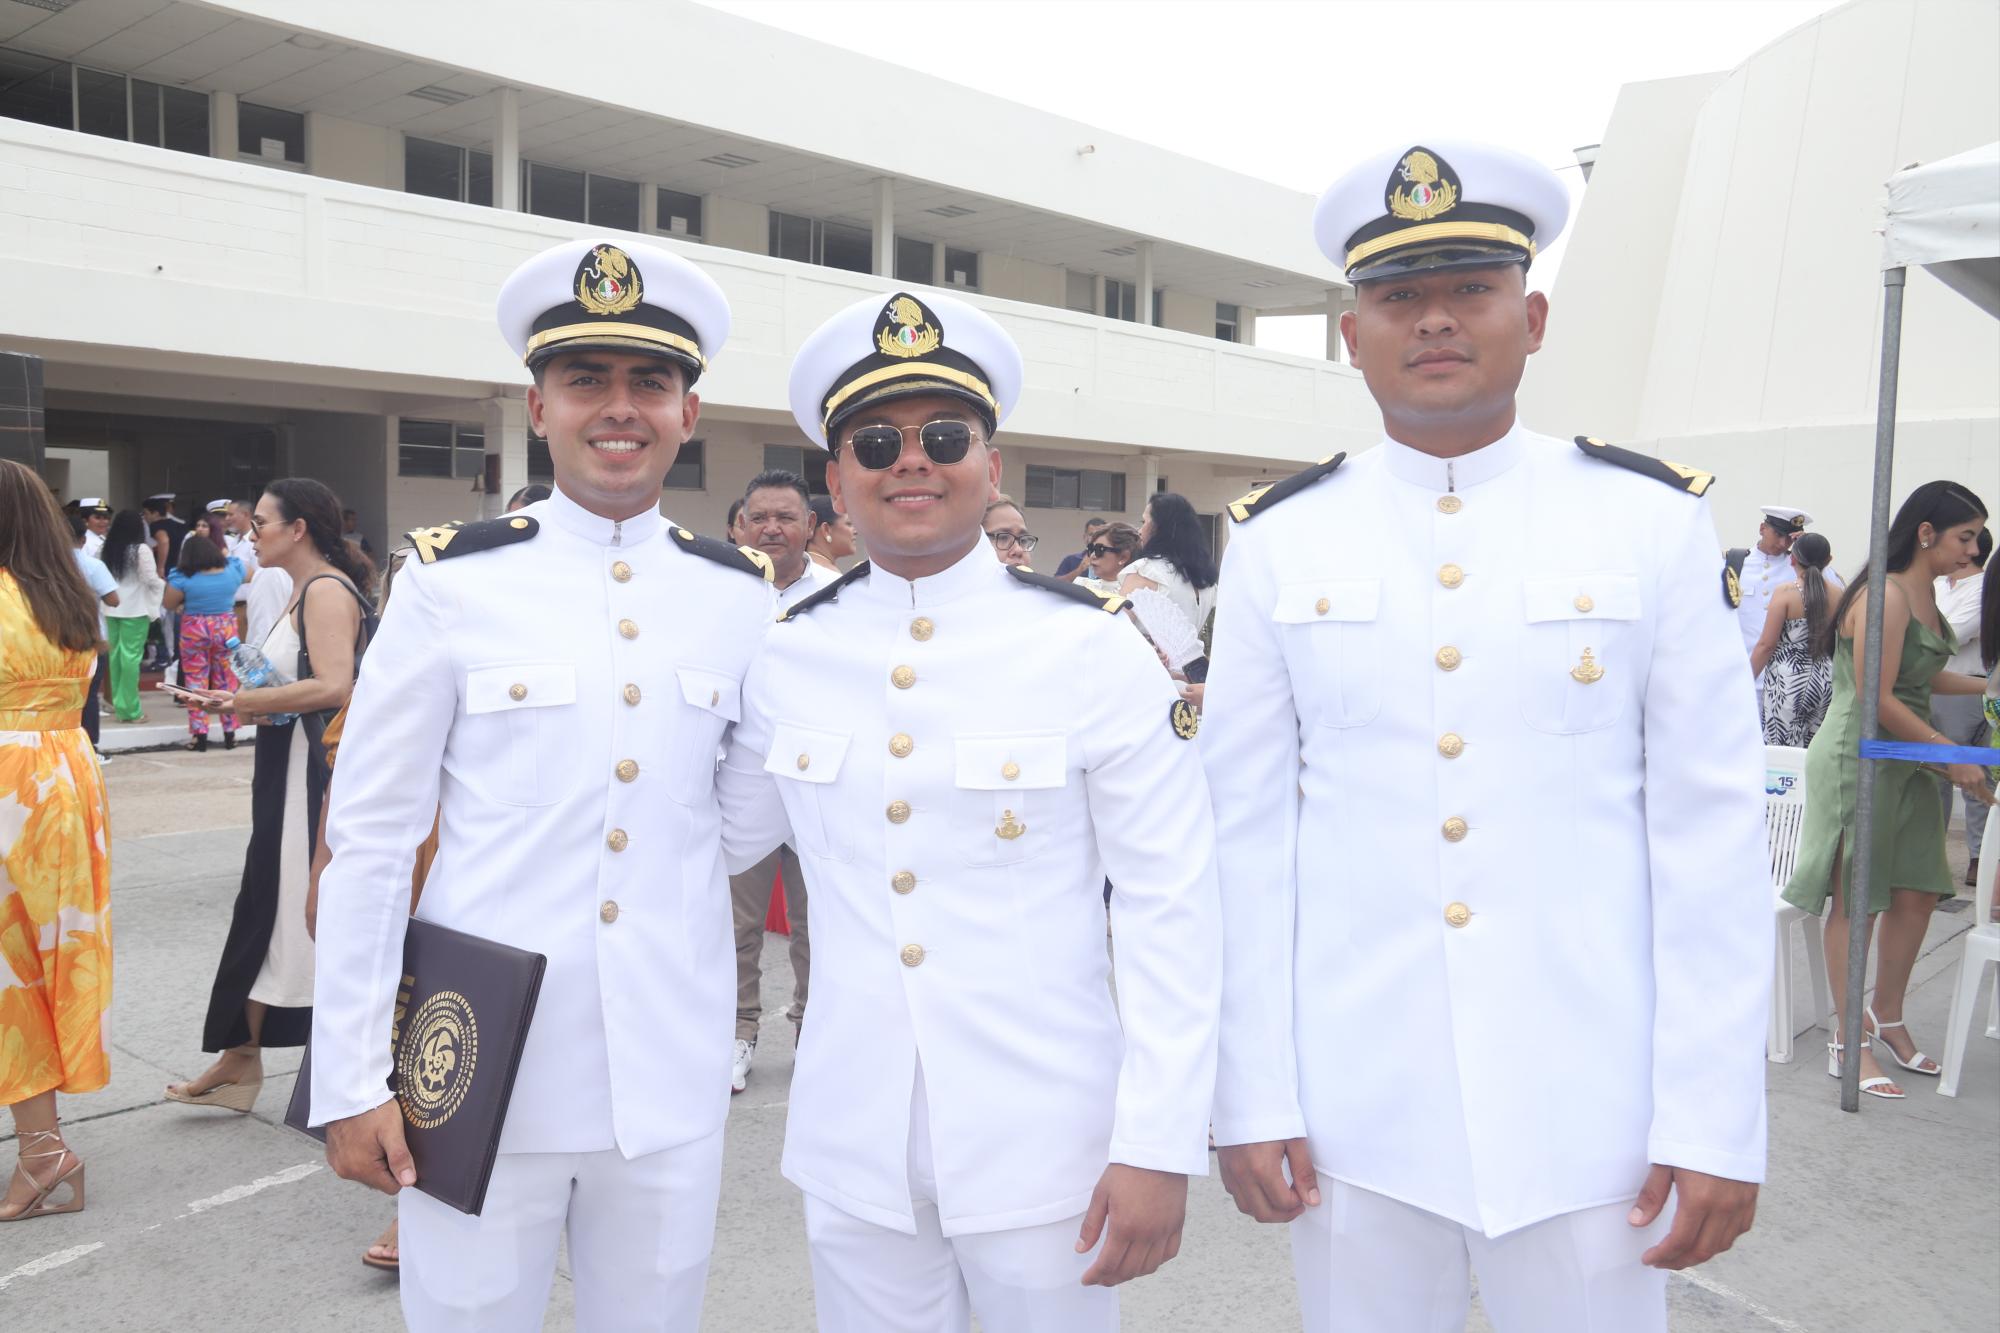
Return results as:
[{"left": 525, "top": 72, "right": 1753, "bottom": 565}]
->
[
  {"left": 722, "top": 289, "right": 1222, "bottom": 1331},
  {"left": 1202, "top": 142, "right": 1770, "bottom": 1332},
  {"left": 311, "top": 238, "right": 776, "bottom": 1331},
  {"left": 1729, "top": 506, "right": 1811, "bottom": 696}
]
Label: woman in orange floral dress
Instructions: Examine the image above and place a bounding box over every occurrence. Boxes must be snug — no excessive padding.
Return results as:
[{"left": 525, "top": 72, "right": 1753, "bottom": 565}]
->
[{"left": 0, "top": 459, "right": 113, "bottom": 1222}]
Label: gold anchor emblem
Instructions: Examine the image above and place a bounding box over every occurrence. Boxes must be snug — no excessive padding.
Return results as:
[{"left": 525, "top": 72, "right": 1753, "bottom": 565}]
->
[
  {"left": 1570, "top": 648, "right": 1604, "bottom": 684},
  {"left": 996, "top": 809, "right": 1026, "bottom": 840}
]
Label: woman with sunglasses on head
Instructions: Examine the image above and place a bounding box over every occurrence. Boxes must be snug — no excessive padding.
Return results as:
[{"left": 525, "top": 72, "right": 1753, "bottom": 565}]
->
[
  {"left": 166, "top": 477, "right": 372, "bottom": 1115},
  {"left": 981, "top": 495, "right": 1037, "bottom": 568}
]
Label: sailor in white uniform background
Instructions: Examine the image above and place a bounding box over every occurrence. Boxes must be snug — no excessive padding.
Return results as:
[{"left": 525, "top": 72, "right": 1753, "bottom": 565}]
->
[
  {"left": 722, "top": 289, "right": 1222, "bottom": 1332},
  {"left": 1201, "top": 141, "right": 1770, "bottom": 1332},
  {"left": 311, "top": 238, "right": 776, "bottom": 1331},
  {"left": 1730, "top": 506, "right": 1812, "bottom": 699}
]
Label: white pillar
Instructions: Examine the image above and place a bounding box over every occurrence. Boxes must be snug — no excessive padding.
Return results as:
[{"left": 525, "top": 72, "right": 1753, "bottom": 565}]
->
[
  {"left": 483, "top": 396, "right": 529, "bottom": 519},
  {"left": 209, "top": 90, "right": 238, "bottom": 160},
  {"left": 1136, "top": 242, "right": 1155, "bottom": 325},
  {"left": 639, "top": 180, "right": 659, "bottom": 235},
  {"left": 872, "top": 177, "right": 895, "bottom": 277},
  {"left": 1325, "top": 288, "right": 1345, "bottom": 363},
  {"left": 493, "top": 88, "right": 521, "bottom": 212},
  {"left": 1239, "top": 307, "right": 1257, "bottom": 344},
  {"left": 1141, "top": 456, "right": 1160, "bottom": 507}
]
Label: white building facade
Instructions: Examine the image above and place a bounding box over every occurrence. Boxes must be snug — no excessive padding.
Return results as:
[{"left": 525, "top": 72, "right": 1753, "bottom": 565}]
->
[{"left": 2, "top": 0, "right": 1377, "bottom": 555}]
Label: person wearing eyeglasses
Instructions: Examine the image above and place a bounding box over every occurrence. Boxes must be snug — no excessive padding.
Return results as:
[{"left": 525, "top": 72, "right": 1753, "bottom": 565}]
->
[
  {"left": 1079, "top": 522, "right": 1141, "bottom": 595},
  {"left": 981, "top": 496, "right": 1037, "bottom": 568},
  {"left": 1054, "top": 517, "right": 1110, "bottom": 582},
  {"left": 723, "top": 289, "right": 1221, "bottom": 1331}
]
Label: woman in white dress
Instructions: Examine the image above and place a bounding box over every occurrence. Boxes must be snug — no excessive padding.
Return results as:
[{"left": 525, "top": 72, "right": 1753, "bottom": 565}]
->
[
  {"left": 1118, "top": 492, "right": 1219, "bottom": 674},
  {"left": 165, "top": 478, "right": 370, "bottom": 1113}
]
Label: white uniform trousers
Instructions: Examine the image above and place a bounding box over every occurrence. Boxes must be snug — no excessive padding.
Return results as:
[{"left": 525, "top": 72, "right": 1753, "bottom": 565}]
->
[
  {"left": 398, "top": 1128, "right": 725, "bottom": 1332},
  {"left": 803, "top": 1071, "right": 1116, "bottom": 1333},
  {"left": 1290, "top": 1180, "right": 1669, "bottom": 1333}
]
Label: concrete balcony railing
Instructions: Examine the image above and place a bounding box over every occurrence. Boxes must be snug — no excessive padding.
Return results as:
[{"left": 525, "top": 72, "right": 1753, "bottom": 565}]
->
[{"left": 0, "top": 118, "right": 1377, "bottom": 462}]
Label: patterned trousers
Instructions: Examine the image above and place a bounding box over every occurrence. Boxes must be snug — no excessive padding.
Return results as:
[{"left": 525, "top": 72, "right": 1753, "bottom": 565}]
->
[{"left": 179, "top": 613, "right": 239, "bottom": 736}]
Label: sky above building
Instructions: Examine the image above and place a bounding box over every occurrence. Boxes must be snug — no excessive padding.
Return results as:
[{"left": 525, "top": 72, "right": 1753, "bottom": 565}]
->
[{"left": 700, "top": 0, "right": 1846, "bottom": 354}]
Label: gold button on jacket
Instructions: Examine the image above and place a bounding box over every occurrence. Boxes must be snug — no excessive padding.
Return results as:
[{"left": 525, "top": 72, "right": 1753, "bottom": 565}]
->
[
  {"left": 611, "top": 561, "right": 632, "bottom": 583},
  {"left": 1573, "top": 594, "right": 1595, "bottom": 613},
  {"left": 1437, "top": 733, "right": 1465, "bottom": 759},
  {"left": 891, "top": 665, "right": 917, "bottom": 689},
  {"left": 618, "top": 619, "right": 639, "bottom": 640},
  {"left": 1314, "top": 597, "right": 1331, "bottom": 616},
  {"left": 1442, "top": 817, "right": 1468, "bottom": 842},
  {"left": 891, "top": 870, "right": 917, "bottom": 895},
  {"left": 887, "top": 800, "right": 912, "bottom": 824},
  {"left": 606, "top": 829, "right": 628, "bottom": 852},
  {"left": 622, "top": 683, "right": 641, "bottom": 706},
  {"left": 1437, "top": 494, "right": 1463, "bottom": 514},
  {"left": 1438, "top": 564, "right": 1464, "bottom": 589},
  {"left": 900, "top": 943, "right": 926, "bottom": 967},
  {"left": 1001, "top": 761, "right": 1021, "bottom": 781},
  {"left": 1435, "top": 646, "right": 1463, "bottom": 671},
  {"left": 508, "top": 682, "right": 528, "bottom": 701},
  {"left": 600, "top": 900, "right": 620, "bottom": 924},
  {"left": 909, "top": 617, "right": 934, "bottom": 642},
  {"left": 796, "top": 753, "right": 811, "bottom": 771},
  {"left": 616, "top": 759, "right": 639, "bottom": 783},
  {"left": 1444, "top": 902, "right": 1472, "bottom": 928},
  {"left": 889, "top": 733, "right": 915, "bottom": 758}
]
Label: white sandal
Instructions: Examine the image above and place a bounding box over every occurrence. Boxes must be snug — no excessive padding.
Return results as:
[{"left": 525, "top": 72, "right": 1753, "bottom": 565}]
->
[
  {"left": 1826, "top": 1038, "right": 1904, "bottom": 1099},
  {"left": 1865, "top": 1005, "right": 1940, "bottom": 1076}
]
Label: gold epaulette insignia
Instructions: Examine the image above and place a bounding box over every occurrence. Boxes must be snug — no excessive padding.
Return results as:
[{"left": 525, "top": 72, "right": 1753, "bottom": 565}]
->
[
  {"left": 1575, "top": 436, "right": 1715, "bottom": 498},
  {"left": 403, "top": 516, "right": 535, "bottom": 565},
  {"left": 1227, "top": 454, "right": 1347, "bottom": 523}
]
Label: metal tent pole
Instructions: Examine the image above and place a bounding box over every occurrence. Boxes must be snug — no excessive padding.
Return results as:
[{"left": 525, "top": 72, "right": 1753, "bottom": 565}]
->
[{"left": 1843, "top": 265, "right": 1906, "bottom": 1112}]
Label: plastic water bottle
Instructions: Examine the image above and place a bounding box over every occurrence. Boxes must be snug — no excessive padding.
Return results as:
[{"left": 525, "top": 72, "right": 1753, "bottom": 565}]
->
[{"left": 225, "top": 636, "right": 296, "bottom": 725}]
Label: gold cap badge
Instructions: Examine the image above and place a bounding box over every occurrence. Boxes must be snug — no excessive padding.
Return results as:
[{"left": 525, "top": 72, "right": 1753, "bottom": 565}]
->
[
  {"left": 876, "top": 294, "right": 942, "bottom": 359},
  {"left": 1388, "top": 148, "right": 1459, "bottom": 223},
  {"left": 575, "top": 244, "right": 644, "bottom": 317}
]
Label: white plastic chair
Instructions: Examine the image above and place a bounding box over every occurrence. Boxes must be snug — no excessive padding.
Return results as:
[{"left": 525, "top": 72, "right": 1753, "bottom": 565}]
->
[
  {"left": 1938, "top": 803, "right": 1999, "bottom": 1097},
  {"left": 1768, "top": 745, "right": 1833, "bottom": 1062}
]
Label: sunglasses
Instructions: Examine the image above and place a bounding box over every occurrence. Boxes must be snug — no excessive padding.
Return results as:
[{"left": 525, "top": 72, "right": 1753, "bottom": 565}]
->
[
  {"left": 834, "top": 419, "right": 978, "bottom": 471},
  {"left": 987, "top": 531, "right": 1038, "bottom": 552},
  {"left": 1085, "top": 543, "right": 1116, "bottom": 558}
]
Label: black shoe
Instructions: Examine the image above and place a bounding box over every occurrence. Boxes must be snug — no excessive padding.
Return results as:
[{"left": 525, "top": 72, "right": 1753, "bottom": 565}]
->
[
  {"left": 223, "top": 731, "right": 237, "bottom": 751},
  {"left": 1969, "top": 859, "right": 1981, "bottom": 888},
  {"left": 190, "top": 735, "right": 208, "bottom": 753}
]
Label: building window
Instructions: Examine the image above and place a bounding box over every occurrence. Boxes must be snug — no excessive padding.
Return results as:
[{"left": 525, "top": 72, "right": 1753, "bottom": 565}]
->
[
  {"left": 1025, "top": 465, "right": 1126, "bottom": 513},
  {"left": 762, "top": 443, "right": 832, "bottom": 496},
  {"left": 1104, "top": 279, "right": 1136, "bottom": 322},
  {"left": 525, "top": 161, "right": 585, "bottom": 221},
  {"left": 1152, "top": 288, "right": 1166, "bottom": 328},
  {"left": 944, "top": 247, "right": 978, "bottom": 290},
  {"left": 769, "top": 211, "right": 873, "bottom": 275},
  {"left": 587, "top": 173, "right": 640, "bottom": 231},
  {"left": 656, "top": 187, "right": 703, "bottom": 238},
  {"left": 527, "top": 434, "right": 554, "bottom": 482},
  {"left": 405, "top": 136, "right": 492, "bottom": 205},
  {"left": 895, "top": 236, "right": 934, "bottom": 284},
  {"left": 662, "top": 439, "right": 705, "bottom": 490},
  {"left": 238, "top": 101, "right": 304, "bottom": 165},
  {"left": 0, "top": 49, "right": 207, "bottom": 155},
  {"left": 1215, "top": 302, "right": 1241, "bottom": 343},
  {"left": 397, "top": 419, "right": 484, "bottom": 479}
]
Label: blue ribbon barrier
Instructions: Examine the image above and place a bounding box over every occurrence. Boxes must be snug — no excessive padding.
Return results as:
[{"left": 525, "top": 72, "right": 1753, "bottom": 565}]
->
[{"left": 1857, "top": 739, "right": 1996, "bottom": 766}]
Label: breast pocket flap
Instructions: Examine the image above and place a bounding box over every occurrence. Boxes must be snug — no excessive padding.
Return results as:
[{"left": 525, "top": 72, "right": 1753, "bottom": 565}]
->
[
  {"left": 1273, "top": 578, "right": 1380, "bottom": 625},
  {"left": 954, "top": 734, "right": 1068, "bottom": 791},
  {"left": 1523, "top": 575, "right": 1642, "bottom": 624},
  {"left": 767, "top": 721, "right": 849, "bottom": 785},
  {"left": 676, "top": 665, "right": 742, "bottom": 722},
  {"left": 465, "top": 663, "right": 577, "bottom": 715}
]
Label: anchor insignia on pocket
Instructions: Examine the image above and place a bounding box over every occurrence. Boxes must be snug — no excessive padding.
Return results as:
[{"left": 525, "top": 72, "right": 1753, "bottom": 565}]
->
[
  {"left": 996, "top": 809, "right": 1026, "bottom": 841},
  {"left": 1570, "top": 648, "right": 1604, "bottom": 685}
]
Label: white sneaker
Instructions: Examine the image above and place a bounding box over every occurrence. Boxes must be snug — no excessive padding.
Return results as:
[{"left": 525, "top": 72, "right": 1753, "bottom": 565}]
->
[{"left": 731, "top": 1038, "right": 755, "bottom": 1095}]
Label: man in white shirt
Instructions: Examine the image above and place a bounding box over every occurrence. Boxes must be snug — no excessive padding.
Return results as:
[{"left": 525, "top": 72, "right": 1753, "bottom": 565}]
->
[
  {"left": 1934, "top": 529, "right": 1993, "bottom": 883},
  {"left": 78, "top": 498, "right": 110, "bottom": 559},
  {"left": 728, "top": 468, "right": 830, "bottom": 1092},
  {"left": 1728, "top": 507, "right": 1810, "bottom": 685}
]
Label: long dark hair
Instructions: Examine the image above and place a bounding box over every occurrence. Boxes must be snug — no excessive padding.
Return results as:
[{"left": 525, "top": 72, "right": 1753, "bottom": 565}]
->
[
  {"left": 1789, "top": 532, "right": 1833, "bottom": 659},
  {"left": 1139, "top": 491, "right": 1218, "bottom": 590},
  {"left": 1981, "top": 561, "right": 1998, "bottom": 673},
  {"left": 1820, "top": 480, "right": 1988, "bottom": 657},
  {"left": 0, "top": 460, "right": 101, "bottom": 653},
  {"left": 101, "top": 508, "right": 150, "bottom": 581},
  {"left": 265, "top": 477, "right": 375, "bottom": 598}
]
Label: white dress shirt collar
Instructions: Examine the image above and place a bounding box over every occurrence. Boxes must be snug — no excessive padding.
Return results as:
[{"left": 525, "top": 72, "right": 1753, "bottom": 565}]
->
[
  {"left": 1378, "top": 420, "right": 1528, "bottom": 492},
  {"left": 854, "top": 538, "right": 1003, "bottom": 609},
  {"left": 542, "top": 484, "right": 663, "bottom": 546}
]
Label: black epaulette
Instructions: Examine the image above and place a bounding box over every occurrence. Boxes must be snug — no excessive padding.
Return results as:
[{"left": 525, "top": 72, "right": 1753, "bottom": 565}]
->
[
  {"left": 1575, "top": 437, "right": 1715, "bottom": 498},
  {"left": 780, "top": 561, "right": 870, "bottom": 621},
  {"left": 670, "top": 526, "right": 775, "bottom": 581},
  {"left": 404, "top": 516, "right": 534, "bottom": 565},
  {"left": 1007, "top": 565, "right": 1127, "bottom": 613},
  {"left": 1227, "top": 453, "right": 1346, "bottom": 523}
]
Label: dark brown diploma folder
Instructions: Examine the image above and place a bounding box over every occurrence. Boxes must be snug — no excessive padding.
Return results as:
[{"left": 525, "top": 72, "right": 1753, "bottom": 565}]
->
[{"left": 286, "top": 918, "right": 546, "bottom": 1215}]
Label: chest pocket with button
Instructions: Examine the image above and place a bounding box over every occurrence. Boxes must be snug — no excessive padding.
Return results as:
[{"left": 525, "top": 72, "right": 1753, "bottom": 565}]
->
[
  {"left": 667, "top": 665, "right": 741, "bottom": 807},
  {"left": 952, "top": 733, "right": 1068, "bottom": 868},
  {"left": 1273, "top": 578, "right": 1381, "bottom": 728},
  {"left": 461, "top": 662, "right": 580, "bottom": 806},
  {"left": 1518, "top": 574, "right": 1642, "bottom": 734},
  {"left": 765, "top": 721, "right": 853, "bottom": 862}
]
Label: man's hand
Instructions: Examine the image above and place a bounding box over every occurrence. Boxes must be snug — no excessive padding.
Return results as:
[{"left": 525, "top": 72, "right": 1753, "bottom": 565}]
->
[
  {"left": 325, "top": 1098, "right": 417, "bottom": 1196},
  {"left": 1629, "top": 1165, "right": 1757, "bottom": 1270},
  {"left": 1075, "top": 1164, "right": 1188, "bottom": 1287},
  {"left": 1217, "top": 1138, "right": 1319, "bottom": 1223}
]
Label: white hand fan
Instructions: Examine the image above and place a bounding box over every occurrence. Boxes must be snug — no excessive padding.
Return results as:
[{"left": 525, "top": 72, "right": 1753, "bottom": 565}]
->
[{"left": 1122, "top": 587, "right": 1204, "bottom": 672}]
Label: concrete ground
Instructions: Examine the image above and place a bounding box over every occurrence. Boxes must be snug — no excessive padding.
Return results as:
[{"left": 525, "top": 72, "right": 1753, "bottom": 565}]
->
[{"left": 2, "top": 746, "right": 1995, "bottom": 1331}]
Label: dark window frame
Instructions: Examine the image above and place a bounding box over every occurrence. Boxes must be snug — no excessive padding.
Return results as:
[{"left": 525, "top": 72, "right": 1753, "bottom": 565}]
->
[
  {"left": 237, "top": 99, "right": 305, "bottom": 166},
  {"left": 1025, "top": 464, "right": 1126, "bottom": 513}
]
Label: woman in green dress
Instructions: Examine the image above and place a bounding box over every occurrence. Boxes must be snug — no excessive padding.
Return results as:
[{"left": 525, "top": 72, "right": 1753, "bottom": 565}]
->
[{"left": 1783, "top": 480, "right": 1993, "bottom": 1098}]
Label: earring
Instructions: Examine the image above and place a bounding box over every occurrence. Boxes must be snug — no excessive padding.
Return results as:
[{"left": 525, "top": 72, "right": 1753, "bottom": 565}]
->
[{"left": 1921, "top": 539, "right": 1931, "bottom": 548}]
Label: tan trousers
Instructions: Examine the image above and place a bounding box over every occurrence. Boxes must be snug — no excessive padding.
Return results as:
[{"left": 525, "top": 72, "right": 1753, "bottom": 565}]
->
[{"left": 731, "top": 843, "right": 808, "bottom": 1042}]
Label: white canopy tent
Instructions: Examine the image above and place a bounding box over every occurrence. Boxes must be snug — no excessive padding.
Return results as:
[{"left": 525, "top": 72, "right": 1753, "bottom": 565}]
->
[{"left": 1838, "top": 142, "right": 2000, "bottom": 1111}]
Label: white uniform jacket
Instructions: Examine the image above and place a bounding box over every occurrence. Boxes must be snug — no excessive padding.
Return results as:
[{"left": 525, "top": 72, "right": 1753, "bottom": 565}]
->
[
  {"left": 311, "top": 489, "right": 776, "bottom": 1157},
  {"left": 722, "top": 545, "right": 1222, "bottom": 1236},
  {"left": 1202, "top": 426, "right": 1769, "bottom": 1239},
  {"left": 1736, "top": 547, "right": 1795, "bottom": 657}
]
